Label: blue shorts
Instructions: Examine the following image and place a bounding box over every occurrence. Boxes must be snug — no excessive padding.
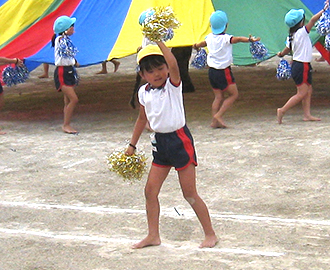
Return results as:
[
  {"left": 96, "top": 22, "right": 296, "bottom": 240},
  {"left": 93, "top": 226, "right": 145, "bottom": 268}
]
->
[
  {"left": 291, "top": 61, "right": 312, "bottom": 86},
  {"left": 208, "top": 66, "right": 236, "bottom": 91},
  {"left": 151, "top": 125, "right": 197, "bottom": 171},
  {"left": 54, "top": 66, "right": 78, "bottom": 91}
]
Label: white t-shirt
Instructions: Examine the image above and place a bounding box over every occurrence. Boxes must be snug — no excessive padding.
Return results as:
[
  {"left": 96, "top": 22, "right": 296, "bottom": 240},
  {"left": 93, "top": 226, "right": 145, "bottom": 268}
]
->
[
  {"left": 138, "top": 78, "right": 185, "bottom": 133},
  {"left": 205, "top": 33, "right": 233, "bottom": 69},
  {"left": 54, "top": 35, "right": 76, "bottom": 66},
  {"left": 286, "top": 26, "right": 312, "bottom": 63}
]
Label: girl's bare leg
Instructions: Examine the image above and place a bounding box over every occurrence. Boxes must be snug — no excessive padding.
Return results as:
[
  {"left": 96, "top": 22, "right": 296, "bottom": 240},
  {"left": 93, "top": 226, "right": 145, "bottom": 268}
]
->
[
  {"left": 178, "top": 164, "right": 218, "bottom": 248},
  {"left": 96, "top": 61, "right": 108, "bottom": 74},
  {"left": 213, "top": 84, "right": 238, "bottom": 128},
  {"left": 277, "top": 85, "right": 308, "bottom": 124},
  {"left": 61, "top": 86, "right": 78, "bottom": 134},
  {"left": 111, "top": 59, "right": 120, "bottom": 73},
  {"left": 302, "top": 85, "right": 320, "bottom": 122},
  {"left": 211, "top": 88, "right": 224, "bottom": 128},
  {"left": 38, "top": 63, "right": 49, "bottom": 78},
  {"left": 132, "top": 166, "right": 171, "bottom": 249}
]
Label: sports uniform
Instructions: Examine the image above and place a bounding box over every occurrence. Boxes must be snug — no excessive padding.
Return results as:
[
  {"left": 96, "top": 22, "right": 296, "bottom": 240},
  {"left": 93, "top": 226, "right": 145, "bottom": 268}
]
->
[
  {"left": 205, "top": 33, "right": 236, "bottom": 91},
  {"left": 138, "top": 78, "right": 197, "bottom": 170},
  {"left": 54, "top": 35, "right": 78, "bottom": 91},
  {"left": 286, "top": 26, "right": 313, "bottom": 86}
]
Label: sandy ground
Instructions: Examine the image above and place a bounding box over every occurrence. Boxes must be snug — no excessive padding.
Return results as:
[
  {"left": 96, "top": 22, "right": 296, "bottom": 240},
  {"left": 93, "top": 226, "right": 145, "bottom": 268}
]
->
[{"left": 1, "top": 53, "right": 330, "bottom": 270}]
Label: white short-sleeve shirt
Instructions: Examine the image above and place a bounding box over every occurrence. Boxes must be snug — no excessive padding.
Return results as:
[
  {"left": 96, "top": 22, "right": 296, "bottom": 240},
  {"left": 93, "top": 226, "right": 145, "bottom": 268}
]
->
[
  {"left": 286, "top": 26, "right": 312, "bottom": 63},
  {"left": 205, "top": 33, "right": 233, "bottom": 69},
  {"left": 138, "top": 78, "right": 185, "bottom": 133},
  {"left": 54, "top": 35, "right": 76, "bottom": 66}
]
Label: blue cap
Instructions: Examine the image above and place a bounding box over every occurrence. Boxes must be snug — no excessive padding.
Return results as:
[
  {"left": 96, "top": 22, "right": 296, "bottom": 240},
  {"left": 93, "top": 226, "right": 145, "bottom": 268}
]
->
[
  {"left": 138, "top": 9, "right": 155, "bottom": 25},
  {"left": 53, "top": 15, "right": 76, "bottom": 34},
  {"left": 285, "top": 9, "right": 305, "bottom": 28},
  {"left": 210, "top": 10, "right": 228, "bottom": 34}
]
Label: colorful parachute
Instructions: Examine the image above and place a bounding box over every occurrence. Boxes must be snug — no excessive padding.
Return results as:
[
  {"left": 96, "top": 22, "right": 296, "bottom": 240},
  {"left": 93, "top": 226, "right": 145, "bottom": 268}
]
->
[{"left": 0, "top": 0, "right": 328, "bottom": 72}]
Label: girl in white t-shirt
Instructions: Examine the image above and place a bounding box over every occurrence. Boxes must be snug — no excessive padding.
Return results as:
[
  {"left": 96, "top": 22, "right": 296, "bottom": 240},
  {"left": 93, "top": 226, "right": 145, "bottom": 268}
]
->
[
  {"left": 277, "top": 1, "right": 329, "bottom": 124},
  {"left": 193, "top": 10, "right": 260, "bottom": 128},
  {"left": 52, "top": 15, "right": 79, "bottom": 134},
  {"left": 126, "top": 41, "right": 218, "bottom": 249}
]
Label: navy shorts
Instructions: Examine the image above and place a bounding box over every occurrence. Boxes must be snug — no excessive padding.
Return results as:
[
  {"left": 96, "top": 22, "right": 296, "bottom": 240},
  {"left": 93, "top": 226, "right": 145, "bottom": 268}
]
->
[
  {"left": 208, "top": 66, "right": 236, "bottom": 91},
  {"left": 291, "top": 61, "right": 312, "bottom": 86},
  {"left": 151, "top": 125, "right": 197, "bottom": 171},
  {"left": 54, "top": 66, "right": 78, "bottom": 91}
]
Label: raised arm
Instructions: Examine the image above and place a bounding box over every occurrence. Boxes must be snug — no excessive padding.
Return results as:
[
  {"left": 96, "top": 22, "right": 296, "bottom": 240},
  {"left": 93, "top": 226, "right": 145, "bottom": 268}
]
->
[
  {"left": 156, "top": 41, "right": 180, "bottom": 86},
  {"left": 306, "top": 0, "right": 329, "bottom": 32}
]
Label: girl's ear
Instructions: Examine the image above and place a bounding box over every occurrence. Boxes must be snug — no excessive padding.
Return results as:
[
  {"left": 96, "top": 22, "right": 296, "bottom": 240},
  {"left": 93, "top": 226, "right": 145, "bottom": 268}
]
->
[{"left": 138, "top": 71, "right": 145, "bottom": 79}]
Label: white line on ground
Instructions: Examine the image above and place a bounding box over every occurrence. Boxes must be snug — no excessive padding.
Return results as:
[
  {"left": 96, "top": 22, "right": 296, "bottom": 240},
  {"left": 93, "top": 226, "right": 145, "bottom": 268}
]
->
[
  {"left": 62, "top": 158, "right": 95, "bottom": 169},
  {"left": 1, "top": 200, "right": 329, "bottom": 226},
  {"left": 0, "top": 228, "right": 284, "bottom": 257}
]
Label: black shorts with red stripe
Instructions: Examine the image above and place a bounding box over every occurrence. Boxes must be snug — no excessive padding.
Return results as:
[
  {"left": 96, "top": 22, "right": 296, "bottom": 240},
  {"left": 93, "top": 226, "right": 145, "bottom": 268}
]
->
[
  {"left": 151, "top": 125, "right": 197, "bottom": 171},
  {"left": 54, "top": 66, "right": 78, "bottom": 91},
  {"left": 208, "top": 66, "right": 236, "bottom": 91},
  {"left": 291, "top": 61, "right": 312, "bottom": 86}
]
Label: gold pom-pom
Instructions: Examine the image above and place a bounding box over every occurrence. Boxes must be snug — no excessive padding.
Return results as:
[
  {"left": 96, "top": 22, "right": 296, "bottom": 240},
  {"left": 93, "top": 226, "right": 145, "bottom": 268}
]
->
[
  {"left": 142, "top": 6, "right": 181, "bottom": 42},
  {"left": 107, "top": 150, "right": 147, "bottom": 183}
]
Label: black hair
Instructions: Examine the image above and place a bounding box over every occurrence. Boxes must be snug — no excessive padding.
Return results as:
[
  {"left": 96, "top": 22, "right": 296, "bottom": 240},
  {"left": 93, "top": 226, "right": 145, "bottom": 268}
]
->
[
  {"left": 51, "top": 34, "right": 57, "bottom": 47},
  {"left": 51, "top": 24, "right": 74, "bottom": 47},
  {"left": 288, "top": 15, "right": 305, "bottom": 50},
  {"left": 139, "top": 54, "right": 167, "bottom": 73}
]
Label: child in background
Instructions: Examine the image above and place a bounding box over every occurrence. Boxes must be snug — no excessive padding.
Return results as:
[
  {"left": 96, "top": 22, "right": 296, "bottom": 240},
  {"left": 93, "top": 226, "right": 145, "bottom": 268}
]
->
[
  {"left": 126, "top": 41, "right": 218, "bottom": 249},
  {"left": 96, "top": 59, "right": 120, "bottom": 74},
  {"left": 0, "top": 57, "right": 24, "bottom": 135},
  {"left": 194, "top": 10, "right": 260, "bottom": 128},
  {"left": 52, "top": 15, "right": 80, "bottom": 134},
  {"left": 277, "top": 1, "right": 329, "bottom": 124}
]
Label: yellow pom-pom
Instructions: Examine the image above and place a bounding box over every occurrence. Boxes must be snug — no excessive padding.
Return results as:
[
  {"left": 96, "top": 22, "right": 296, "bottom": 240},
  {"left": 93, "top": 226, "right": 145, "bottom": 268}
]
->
[
  {"left": 107, "top": 150, "right": 147, "bottom": 183},
  {"left": 142, "top": 6, "right": 181, "bottom": 42}
]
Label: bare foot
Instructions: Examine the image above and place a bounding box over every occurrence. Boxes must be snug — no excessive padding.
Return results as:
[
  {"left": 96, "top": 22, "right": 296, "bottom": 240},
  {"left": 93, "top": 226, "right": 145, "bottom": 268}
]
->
[
  {"left": 303, "top": 116, "right": 321, "bottom": 122},
  {"left": 211, "top": 116, "right": 227, "bottom": 128},
  {"left": 113, "top": 61, "right": 120, "bottom": 73},
  {"left": 62, "top": 125, "right": 78, "bottom": 134},
  {"left": 38, "top": 74, "right": 49, "bottom": 79},
  {"left": 199, "top": 235, "right": 218, "bottom": 248},
  {"left": 277, "top": 108, "right": 284, "bottom": 124},
  {"left": 131, "top": 235, "right": 161, "bottom": 249},
  {"left": 96, "top": 70, "right": 107, "bottom": 74}
]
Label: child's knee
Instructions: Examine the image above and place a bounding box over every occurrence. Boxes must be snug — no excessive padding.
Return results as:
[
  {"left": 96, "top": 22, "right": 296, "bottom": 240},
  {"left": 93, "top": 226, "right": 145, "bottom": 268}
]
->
[{"left": 184, "top": 196, "right": 196, "bottom": 205}]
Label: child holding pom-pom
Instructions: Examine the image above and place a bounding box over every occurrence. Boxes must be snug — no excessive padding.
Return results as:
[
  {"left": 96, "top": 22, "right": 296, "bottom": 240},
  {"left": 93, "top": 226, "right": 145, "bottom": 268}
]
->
[
  {"left": 51, "top": 15, "right": 80, "bottom": 134},
  {"left": 193, "top": 10, "right": 260, "bottom": 128},
  {"left": 0, "top": 57, "right": 23, "bottom": 135},
  {"left": 276, "top": 1, "right": 329, "bottom": 124},
  {"left": 126, "top": 41, "right": 217, "bottom": 249}
]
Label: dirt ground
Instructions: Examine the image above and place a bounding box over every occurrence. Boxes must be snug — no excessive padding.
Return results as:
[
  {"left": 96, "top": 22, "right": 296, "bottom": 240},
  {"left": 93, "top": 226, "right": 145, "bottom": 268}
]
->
[{"left": 1, "top": 54, "right": 330, "bottom": 270}]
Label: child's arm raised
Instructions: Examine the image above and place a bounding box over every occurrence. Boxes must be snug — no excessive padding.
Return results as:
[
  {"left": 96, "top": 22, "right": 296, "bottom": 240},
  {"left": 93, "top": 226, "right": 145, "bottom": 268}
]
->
[
  {"left": 156, "top": 41, "right": 180, "bottom": 86},
  {"left": 306, "top": 0, "right": 329, "bottom": 32}
]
